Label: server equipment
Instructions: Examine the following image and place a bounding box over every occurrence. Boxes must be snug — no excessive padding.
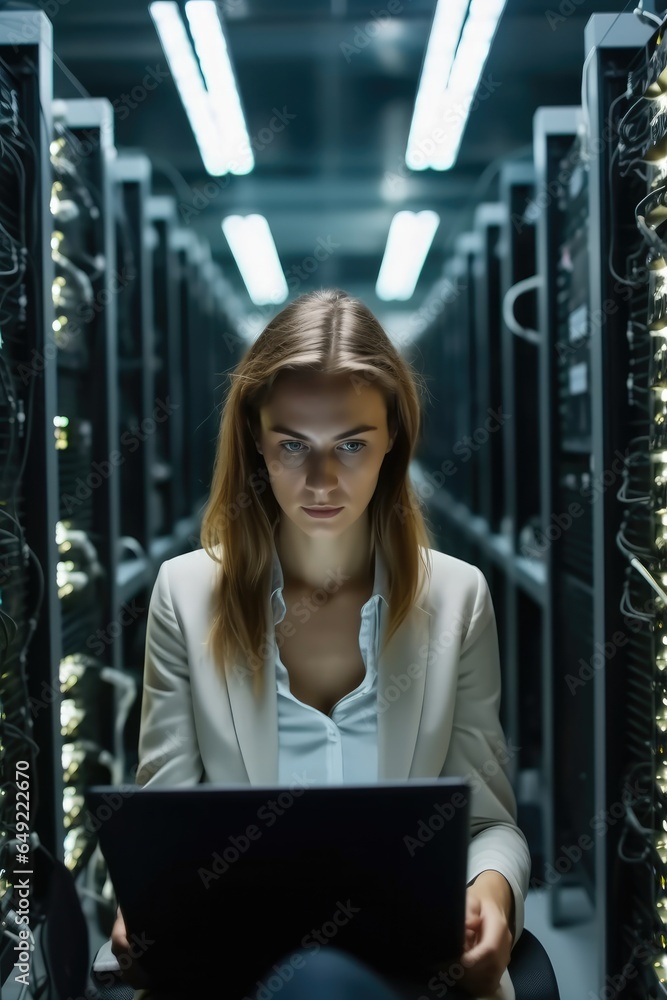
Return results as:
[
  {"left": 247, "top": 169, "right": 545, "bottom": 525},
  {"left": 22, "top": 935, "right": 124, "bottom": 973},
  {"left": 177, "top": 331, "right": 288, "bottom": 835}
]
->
[
  {"left": 534, "top": 105, "right": 597, "bottom": 927},
  {"left": 532, "top": 12, "right": 658, "bottom": 996},
  {"left": 113, "top": 153, "right": 155, "bottom": 563},
  {"left": 147, "top": 195, "right": 184, "bottom": 535},
  {"left": 472, "top": 202, "right": 506, "bottom": 535},
  {"left": 607, "top": 9, "right": 667, "bottom": 996}
]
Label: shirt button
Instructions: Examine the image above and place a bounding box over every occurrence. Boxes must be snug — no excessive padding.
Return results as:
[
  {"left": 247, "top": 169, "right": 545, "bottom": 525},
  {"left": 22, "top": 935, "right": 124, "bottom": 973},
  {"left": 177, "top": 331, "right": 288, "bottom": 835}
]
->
[{"left": 328, "top": 728, "right": 339, "bottom": 741}]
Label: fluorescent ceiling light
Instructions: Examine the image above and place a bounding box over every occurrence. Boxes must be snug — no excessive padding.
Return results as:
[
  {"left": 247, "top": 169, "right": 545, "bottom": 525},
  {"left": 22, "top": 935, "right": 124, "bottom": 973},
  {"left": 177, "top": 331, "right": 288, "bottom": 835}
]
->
[
  {"left": 376, "top": 211, "right": 440, "bottom": 301},
  {"left": 405, "top": 0, "right": 507, "bottom": 172},
  {"left": 149, "top": 1, "right": 252, "bottom": 176},
  {"left": 405, "top": 0, "right": 468, "bottom": 172},
  {"left": 149, "top": 2, "right": 226, "bottom": 175},
  {"left": 221, "top": 215, "right": 288, "bottom": 306},
  {"left": 185, "top": 1, "right": 253, "bottom": 174}
]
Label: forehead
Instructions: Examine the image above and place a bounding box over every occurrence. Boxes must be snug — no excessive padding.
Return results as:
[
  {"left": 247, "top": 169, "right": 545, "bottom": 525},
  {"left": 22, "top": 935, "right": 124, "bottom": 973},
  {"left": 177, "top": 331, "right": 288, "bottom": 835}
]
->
[{"left": 262, "top": 372, "right": 386, "bottom": 420}]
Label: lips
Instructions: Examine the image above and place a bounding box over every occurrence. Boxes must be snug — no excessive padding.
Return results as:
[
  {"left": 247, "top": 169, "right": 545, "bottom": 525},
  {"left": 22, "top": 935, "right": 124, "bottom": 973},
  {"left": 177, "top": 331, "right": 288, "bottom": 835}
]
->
[{"left": 302, "top": 506, "right": 344, "bottom": 517}]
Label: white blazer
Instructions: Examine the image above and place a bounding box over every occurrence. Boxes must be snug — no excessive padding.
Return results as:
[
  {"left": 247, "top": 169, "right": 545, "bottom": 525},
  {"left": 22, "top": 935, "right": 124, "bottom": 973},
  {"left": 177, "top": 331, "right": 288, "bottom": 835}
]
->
[{"left": 133, "top": 543, "right": 531, "bottom": 999}]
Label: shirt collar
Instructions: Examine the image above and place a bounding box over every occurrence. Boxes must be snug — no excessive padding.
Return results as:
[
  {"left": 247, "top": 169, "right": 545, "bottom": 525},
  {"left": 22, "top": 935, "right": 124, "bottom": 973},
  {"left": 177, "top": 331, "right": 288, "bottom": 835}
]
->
[{"left": 270, "top": 537, "right": 389, "bottom": 622}]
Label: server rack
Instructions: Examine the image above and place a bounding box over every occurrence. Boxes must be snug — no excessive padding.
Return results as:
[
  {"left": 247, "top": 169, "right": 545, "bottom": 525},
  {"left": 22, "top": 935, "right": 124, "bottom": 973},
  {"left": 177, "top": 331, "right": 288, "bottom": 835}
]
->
[
  {"left": 412, "top": 231, "right": 484, "bottom": 549},
  {"left": 500, "top": 161, "right": 540, "bottom": 556},
  {"left": 49, "top": 97, "right": 129, "bottom": 891},
  {"left": 187, "top": 239, "right": 226, "bottom": 508},
  {"left": 497, "top": 162, "right": 544, "bottom": 850},
  {"left": 583, "top": 13, "right": 656, "bottom": 995},
  {"left": 411, "top": 288, "right": 447, "bottom": 478},
  {"left": 441, "top": 254, "right": 472, "bottom": 515},
  {"left": 534, "top": 104, "right": 596, "bottom": 930},
  {"left": 408, "top": 162, "right": 551, "bottom": 886},
  {"left": 455, "top": 231, "right": 483, "bottom": 518},
  {"left": 185, "top": 237, "right": 214, "bottom": 510},
  {"left": 529, "top": 12, "right": 667, "bottom": 995},
  {"left": 113, "top": 152, "right": 154, "bottom": 588},
  {"left": 147, "top": 195, "right": 183, "bottom": 532},
  {"left": 589, "top": 10, "right": 667, "bottom": 997},
  {"left": 170, "top": 226, "right": 200, "bottom": 523},
  {"left": 109, "top": 152, "right": 190, "bottom": 612},
  {"left": 437, "top": 264, "right": 458, "bottom": 497},
  {"left": 201, "top": 251, "right": 228, "bottom": 436},
  {"left": 0, "top": 10, "right": 67, "bottom": 996},
  {"left": 448, "top": 233, "right": 514, "bottom": 764},
  {"left": 0, "top": 11, "right": 60, "bottom": 901},
  {"left": 50, "top": 99, "right": 120, "bottom": 674},
  {"left": 472, "top": 202, "right": 506, "bottom": 534},
  {"left": 111, "top": 173, "right": 210, "bottom": 785},
  {"left": 169, "top": 226, "right": 236, "bottom": 544},
  {"left": 406, "top": 258, "right": 473, "bottom": 565}
]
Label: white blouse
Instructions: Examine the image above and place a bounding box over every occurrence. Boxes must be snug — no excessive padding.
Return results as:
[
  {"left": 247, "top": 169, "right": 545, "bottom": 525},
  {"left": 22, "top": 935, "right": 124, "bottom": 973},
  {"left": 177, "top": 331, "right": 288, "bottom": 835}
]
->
[{"left": 269, "top": 540, "right": 389, "bottom": 788}]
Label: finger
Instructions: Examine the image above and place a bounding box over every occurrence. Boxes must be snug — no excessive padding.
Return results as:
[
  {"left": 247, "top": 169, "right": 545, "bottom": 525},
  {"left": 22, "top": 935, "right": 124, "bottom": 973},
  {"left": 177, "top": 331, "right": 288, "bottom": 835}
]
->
[
  {"left": 460, "top": 925, "right": 489, "bottom": 962},
  {"left": 111, "top": 928, "right": 129, "bottom": 951},
  {"left": 461, "top": 946, "right": 489, "bottom": 968},
  {"left": 464, "top": 906, "right": 482, "bottom": 931},
  {"left": 464, "top": 918, "right": 481, "bottom": 948},
  {"left": 462, "top": 925, "right": 503, "bottom": 965},
  {"left": 461, "top": 913, "right": 507, "bottom": 967}
]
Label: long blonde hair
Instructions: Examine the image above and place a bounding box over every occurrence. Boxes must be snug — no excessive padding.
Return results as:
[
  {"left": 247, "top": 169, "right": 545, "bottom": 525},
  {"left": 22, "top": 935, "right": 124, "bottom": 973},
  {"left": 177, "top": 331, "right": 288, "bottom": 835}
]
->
[{"left": 200, "top": 288, "right": 435, "bottom": 699}]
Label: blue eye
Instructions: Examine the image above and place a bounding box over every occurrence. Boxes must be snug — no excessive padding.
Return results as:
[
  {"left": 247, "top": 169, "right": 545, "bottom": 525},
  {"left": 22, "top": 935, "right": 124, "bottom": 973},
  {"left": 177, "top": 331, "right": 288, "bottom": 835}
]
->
[{"left": 279, "top": 441, "right": 366, "bottom": 454}]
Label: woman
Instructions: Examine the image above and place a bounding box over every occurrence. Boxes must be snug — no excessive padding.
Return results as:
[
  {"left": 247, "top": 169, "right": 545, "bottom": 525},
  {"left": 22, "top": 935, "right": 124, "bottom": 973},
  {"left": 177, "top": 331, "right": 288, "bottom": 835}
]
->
[{"left": 109, "top": 288, "right": 531, "bottom": 999}]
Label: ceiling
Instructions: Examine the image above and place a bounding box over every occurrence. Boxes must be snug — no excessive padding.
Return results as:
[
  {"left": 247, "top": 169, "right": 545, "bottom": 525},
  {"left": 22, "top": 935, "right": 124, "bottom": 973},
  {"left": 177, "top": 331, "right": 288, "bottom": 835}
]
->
[{"left": 45, "top": 0, "right": 634, "bottom": 338}]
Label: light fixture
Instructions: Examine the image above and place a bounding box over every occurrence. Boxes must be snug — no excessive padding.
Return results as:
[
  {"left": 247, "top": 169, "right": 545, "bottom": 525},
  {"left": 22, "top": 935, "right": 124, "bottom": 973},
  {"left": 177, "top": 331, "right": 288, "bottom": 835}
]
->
[
  {"left": 375, "top": 210, "right": 440, "bottom": 301},
  {"left": 149, "top": 1, "right": 231, "bottom": 176},
  {"left": 221, "top": 215, "right": 288, "bottom": 305},
  {"left": 405, "top": 0, "right": 507, "bottom": 172},
  {"left": 184, "top": 1, "right": 253, "bottom": 174}
]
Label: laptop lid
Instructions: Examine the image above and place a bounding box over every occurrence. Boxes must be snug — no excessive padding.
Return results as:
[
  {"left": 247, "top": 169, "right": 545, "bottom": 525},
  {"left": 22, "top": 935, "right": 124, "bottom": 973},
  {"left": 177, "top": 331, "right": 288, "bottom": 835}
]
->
[{"left": 85, "top": 778, "right": 471, "bottom": 993}]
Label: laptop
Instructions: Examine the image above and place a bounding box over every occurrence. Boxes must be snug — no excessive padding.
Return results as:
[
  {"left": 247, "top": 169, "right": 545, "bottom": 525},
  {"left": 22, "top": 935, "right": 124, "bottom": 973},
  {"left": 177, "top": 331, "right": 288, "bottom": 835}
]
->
[{"left": 85, "top": 778, "right": 471, "bottom": 995}]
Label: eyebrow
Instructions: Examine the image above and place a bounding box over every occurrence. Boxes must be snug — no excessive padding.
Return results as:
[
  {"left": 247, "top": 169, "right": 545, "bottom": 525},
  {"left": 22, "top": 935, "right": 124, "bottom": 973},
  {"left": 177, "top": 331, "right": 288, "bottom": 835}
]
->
[{"left": 268, "top": 424, "right": 378, "bottom": 441}]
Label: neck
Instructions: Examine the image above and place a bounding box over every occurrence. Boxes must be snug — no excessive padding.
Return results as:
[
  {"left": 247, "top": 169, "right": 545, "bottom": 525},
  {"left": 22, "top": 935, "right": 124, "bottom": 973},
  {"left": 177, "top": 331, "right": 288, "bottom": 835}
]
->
[{"left": 274, "top": 517, "right": 374, "bottom": 594}]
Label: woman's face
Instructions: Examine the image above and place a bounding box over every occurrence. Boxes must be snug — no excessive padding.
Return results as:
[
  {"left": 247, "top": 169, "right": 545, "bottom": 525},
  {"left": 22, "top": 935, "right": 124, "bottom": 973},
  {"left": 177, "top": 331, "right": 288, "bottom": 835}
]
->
[{"left": 254, "top": 371, "right": 396, "bottom": 533}]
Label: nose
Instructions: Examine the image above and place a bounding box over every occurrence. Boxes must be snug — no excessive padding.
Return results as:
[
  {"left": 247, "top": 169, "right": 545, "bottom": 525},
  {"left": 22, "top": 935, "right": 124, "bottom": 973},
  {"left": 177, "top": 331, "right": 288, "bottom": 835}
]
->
[{"left": 303, "top": 452, "right": 340, "bottom": 493}]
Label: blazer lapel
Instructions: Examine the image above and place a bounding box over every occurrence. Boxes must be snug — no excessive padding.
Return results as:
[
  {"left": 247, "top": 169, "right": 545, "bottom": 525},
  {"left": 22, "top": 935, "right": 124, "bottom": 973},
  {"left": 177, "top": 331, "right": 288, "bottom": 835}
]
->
[
  {"left": 376, "top": 603, "right": 431, "bottom": 780},
  {"left": 226, "top": 639, "right": 280, "bottom": 785}
]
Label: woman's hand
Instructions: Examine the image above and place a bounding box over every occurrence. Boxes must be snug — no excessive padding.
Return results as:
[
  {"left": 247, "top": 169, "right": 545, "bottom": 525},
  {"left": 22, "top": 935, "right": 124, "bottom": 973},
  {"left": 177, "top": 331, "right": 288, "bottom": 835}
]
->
[
  {"left": 110, "top": 906, "right": 152, "bottom": 989},
  {"left": 456, "top": 870, "right": 515, "bottom": 997}
]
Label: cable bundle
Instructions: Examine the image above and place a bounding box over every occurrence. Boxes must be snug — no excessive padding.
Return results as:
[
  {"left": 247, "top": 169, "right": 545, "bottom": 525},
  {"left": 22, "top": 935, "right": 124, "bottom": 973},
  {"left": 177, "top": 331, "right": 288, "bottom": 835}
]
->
[{"left": 602, "top": 36, "right": 667, "bottom": 991}]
